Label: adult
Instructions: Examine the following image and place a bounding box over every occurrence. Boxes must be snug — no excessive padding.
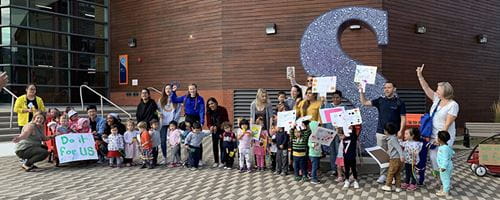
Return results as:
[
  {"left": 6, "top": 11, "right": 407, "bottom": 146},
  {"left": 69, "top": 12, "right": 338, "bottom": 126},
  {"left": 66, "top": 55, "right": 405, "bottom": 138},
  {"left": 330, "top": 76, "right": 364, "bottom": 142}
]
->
[
  {"left": 86, "top": 105, "right": 107, "bottom": 162},
  {"left": 14, "top": 84, "right": 45, "bottom": 131},
  {"left": 416, "top": 64, "right": 459, "bottom": 172},
  {"left": 158, "top": 84, "right": 181, "bottom": 164},
  {"left": 250, "top": 88, "right": 273, "bottom": 131},
  {"left": 285, "top": 85, "right": 303, "bottom": 110},
  {"left": 0, "top": 71, "right": 8, "bottom": 90},
  {"left": 359, "top": 82, "right": 406, "bottom": 184},
  {"left": 13, "top": 112, "right": 58, "bottom": 171},
  {"left": 295, "top": 87, "right": 321, "bottom": 122},
  {"left": 290, "top": 75, "right": 314, "bottom": 98},
  {"left": 320, "top": 91, "right": 350, "bottom": 177},
  {"left": 104, "top": 113, "right": 126, "bottom": 135},
  {"left": 136, "top": 88, "right": 159, "bottom": 127},
  {"left": 171, "top": 83, "right": 205, "bottom": 125},
  {"left": 206, "top": 97, "right": 229, "bottom": 168}
]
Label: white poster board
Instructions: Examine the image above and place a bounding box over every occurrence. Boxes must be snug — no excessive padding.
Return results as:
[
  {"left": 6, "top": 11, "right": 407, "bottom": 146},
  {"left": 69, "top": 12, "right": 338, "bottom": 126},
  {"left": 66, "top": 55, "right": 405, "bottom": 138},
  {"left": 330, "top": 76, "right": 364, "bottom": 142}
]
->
[
  {"left": 277, "top": 110, "right": 296, "bottom": 131},
  {"left": 309, "top": 127, "right": 337, "bottom": 146},
  {"left": 312, "top": 76, "right": 336, "bottom": 97},
  {"left": 55, "top": 133, "right": 98, "bottom": 164},
  {"left": 286, "top": 66, "right": 295, "bottom": 80},
  {"left": 354, "top": 65, "right": 377, "bottom": 92}
]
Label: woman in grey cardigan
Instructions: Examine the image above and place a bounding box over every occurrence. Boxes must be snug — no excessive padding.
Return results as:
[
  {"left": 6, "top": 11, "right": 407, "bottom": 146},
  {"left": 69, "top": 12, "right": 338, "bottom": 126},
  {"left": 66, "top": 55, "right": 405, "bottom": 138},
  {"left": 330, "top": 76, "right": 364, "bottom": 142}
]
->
[{"left": 250, "top": 88, "right": 274, "bottom": 131}]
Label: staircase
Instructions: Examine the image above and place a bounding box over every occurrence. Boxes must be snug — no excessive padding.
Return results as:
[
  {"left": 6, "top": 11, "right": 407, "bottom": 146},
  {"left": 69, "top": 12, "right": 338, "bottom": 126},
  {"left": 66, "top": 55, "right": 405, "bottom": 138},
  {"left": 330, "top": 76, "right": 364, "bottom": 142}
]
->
[{"left": 0, "top": 106, "right": 137, "bottom": 142}]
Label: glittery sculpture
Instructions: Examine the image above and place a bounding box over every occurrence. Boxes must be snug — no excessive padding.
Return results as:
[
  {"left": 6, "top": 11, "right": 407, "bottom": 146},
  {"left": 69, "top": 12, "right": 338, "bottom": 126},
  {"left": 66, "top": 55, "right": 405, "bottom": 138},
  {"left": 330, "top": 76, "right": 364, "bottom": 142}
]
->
[{"left": 300, "top": 7, "right": 388, "bottom": 148}]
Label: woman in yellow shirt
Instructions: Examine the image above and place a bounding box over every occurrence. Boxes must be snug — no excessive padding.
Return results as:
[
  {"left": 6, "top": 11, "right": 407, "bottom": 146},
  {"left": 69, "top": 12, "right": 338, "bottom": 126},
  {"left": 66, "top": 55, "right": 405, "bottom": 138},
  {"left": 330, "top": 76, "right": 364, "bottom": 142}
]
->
[
  {"left": 295, "top": 87, "right": 322, "bottom": 122},
  {"left": 14, "top": 84, "right": 45, "bottom": 131}
]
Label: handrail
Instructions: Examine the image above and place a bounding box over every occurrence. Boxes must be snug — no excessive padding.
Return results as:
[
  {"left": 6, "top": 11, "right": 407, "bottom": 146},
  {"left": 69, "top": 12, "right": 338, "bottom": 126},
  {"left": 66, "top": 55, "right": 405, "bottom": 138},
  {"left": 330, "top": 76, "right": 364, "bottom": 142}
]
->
[
  {"left": 2, "top": 87, "right": 18, "bottom": 129},
  {"left": 147, "top": 87, "right": 162, "bottom": 95},
  {"left": 79, "top": 85, "right": 132, "bottom": 119}
]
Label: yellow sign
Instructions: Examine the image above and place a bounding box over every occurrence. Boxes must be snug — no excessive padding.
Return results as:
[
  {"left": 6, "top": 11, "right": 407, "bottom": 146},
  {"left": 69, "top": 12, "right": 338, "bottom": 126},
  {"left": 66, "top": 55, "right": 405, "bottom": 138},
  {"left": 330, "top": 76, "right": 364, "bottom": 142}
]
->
[{"left": 479, "top": 144, "right": 500, "bottom": 165}]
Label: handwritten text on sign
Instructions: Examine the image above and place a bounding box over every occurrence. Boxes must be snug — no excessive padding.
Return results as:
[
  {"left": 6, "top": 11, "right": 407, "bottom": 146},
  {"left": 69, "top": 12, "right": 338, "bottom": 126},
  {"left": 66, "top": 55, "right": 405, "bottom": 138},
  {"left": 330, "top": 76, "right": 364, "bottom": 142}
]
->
[{"left": 55, "top": 133, "right": 98, "bottom": 163}]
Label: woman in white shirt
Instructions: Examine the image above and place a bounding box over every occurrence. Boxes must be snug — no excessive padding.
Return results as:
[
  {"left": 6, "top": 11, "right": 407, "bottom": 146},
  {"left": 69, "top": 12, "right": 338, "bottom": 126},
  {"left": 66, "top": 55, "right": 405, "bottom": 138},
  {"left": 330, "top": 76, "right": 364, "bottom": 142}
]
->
[{"left": 416, "top": 64, "right": 459, "bottom": 171}]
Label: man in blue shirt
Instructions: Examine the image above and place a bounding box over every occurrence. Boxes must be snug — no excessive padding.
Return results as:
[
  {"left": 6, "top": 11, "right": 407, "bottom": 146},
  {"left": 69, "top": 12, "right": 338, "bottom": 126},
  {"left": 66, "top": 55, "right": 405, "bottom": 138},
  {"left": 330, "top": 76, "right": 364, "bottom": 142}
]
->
[
  {"left": 87, "top": 105, "right": 107, "bottom": 163},
  {"left": 359, "top": 82, "right": 406, "bottom": 184}
]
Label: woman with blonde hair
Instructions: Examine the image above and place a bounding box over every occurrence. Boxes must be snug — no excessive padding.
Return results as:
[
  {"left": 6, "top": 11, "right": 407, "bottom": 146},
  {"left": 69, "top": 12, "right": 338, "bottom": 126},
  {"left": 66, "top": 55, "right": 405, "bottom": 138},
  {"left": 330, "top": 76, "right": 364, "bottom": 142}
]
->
[
  {"left": 250, "top": 88, "right": 273, "bottom": 131},
  {"left": 416, "top": 64, "right": 459, "bottom": 175}
]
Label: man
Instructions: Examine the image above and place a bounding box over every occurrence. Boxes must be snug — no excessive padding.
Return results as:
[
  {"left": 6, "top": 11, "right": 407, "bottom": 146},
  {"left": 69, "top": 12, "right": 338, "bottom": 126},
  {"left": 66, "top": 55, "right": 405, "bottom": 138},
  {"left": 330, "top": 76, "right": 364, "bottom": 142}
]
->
[
  {"left": 290, "top": 75, "right": 314, "bottom": 97},
  {"left": 0, "top": 72, "right": 8, "bottom": 91},
  {"left": 359, "top": 82, "right": 406, "bottom": 184},
  {"left": 87, "top": 105, "right": 107, "bottom": 163}
]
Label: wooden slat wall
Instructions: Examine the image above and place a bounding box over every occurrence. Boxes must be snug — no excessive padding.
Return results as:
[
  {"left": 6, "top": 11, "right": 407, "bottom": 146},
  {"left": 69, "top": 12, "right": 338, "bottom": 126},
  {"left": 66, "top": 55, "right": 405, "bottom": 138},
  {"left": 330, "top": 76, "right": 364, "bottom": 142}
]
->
[{"left": 382, "top": 1, "right": 500, "bottom": 126}]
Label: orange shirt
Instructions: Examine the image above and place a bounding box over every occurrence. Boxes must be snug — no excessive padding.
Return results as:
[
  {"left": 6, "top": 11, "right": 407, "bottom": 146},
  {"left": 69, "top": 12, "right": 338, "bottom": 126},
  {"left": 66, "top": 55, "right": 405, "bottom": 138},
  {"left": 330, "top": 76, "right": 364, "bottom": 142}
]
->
[{"left": 140, "top": 131, "right": 152, "bottom": 150}]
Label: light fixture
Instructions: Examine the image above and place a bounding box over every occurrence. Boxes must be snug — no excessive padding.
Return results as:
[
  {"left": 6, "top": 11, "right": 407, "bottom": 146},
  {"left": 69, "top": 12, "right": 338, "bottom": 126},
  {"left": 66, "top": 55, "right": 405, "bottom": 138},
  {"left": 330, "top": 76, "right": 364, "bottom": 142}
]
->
[
  {"left": 415, "top": 23, "right": 426, "bottom": 34},
  {"left": 477, "top": 34, "right": 487, "bottom": 44},
  {"left": 128, "top": 38, "right": 136, "bottom": 48},
  {"left": 266, "top": 23, "right": 277, "bottom": 35},
  {"left": 349, "top": 24, "right": 361, "bottom": 30}
]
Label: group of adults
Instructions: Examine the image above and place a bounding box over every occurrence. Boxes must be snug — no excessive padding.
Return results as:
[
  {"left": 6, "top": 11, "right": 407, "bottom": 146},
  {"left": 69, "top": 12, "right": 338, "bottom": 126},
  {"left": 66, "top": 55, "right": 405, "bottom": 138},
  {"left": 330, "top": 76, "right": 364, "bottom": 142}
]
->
[{"left": 11, "top": 64, "right": 459, "bottom": 178}]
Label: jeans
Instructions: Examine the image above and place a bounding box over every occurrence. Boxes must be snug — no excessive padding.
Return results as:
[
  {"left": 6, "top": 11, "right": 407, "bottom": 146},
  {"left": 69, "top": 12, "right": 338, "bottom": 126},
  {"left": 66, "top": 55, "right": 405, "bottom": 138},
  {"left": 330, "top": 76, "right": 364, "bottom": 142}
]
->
[
  {"left": 152, "top": 147, "right": 159, "bottom": 166},
  {"left": 212, "top": 131, "right": 223, "bottom": 164},
  {"left": 329, "top": 136, "right": 340, "bottom": 172},
  {"left": 310, "top": 156, "right": 320, "bottom": 181},
  {"left": 276, "top": 149, "right": 288, "bottom": 173},
  {"left": 293, "top": 156, "right": 307, "bottom": 177},
  {"left": 417, "top": 140, "right": 429, "bottom": 184},
  {"left": 188, "top": 145, "right": 202, "bottom": 168},
  {"left": 171, "top": 144, "right": 181, "bottom": 163},
  {"left": 160, "top": 125, "right": 169, "bottom": 160}
]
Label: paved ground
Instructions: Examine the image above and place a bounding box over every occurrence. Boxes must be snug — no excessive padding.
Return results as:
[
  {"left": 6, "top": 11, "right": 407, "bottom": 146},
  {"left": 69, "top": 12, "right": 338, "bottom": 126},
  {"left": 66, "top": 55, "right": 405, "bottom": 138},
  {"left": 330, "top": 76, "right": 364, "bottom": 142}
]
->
[{"left": 1, "top": 147, "right": 498, "bottom": 200}]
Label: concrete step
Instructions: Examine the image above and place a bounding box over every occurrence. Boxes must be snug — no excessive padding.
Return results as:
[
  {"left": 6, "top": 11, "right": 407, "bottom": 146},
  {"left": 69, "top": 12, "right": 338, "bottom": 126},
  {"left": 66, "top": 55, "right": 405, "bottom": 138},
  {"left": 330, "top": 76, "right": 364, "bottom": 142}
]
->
[{"left": 0, "top": 128, "right": 19, "bottom": 142}]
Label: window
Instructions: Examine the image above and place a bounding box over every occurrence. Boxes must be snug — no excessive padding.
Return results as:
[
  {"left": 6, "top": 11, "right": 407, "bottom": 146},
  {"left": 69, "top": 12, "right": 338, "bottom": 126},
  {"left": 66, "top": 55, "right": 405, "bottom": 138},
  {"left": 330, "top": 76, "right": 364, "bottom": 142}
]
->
[
  {"left": 30, "top": 0, "right": 68, "bottom": 14},
  {"left": 32, "top": 49, "right": 68, "bottom": 68},
  {"left": 71, "top": 53, "right": 105, "bottom": 70},
  {"left": 1, "top": 27, "right": 10, "bottom": 45},
  {"left": 10, "top": 0, "right": 27, "bottom": 7},
  {"left": 71, "top": 87, "right": 106, "bottom": 104},
  {"left": 0, "top": 8, "right": 9, "bottom": 25},
  {"left": 70, "top": 70, "right": 106, "bottom": 87},
  {"left": 35, "top": 86, "right": 70, "bottom": 103},
  {"left": 71, "top": 18, "right": 105, "bottom": 38},
  {"left": 31, "top": 67, "right": 68, "bottom": 85},
  {"left": 10, "top": 66, "right": 29, "bottom": 84},
  {"left": 71, "top": 2, "right": 106, "bottom": 22},
  {"left": 10, "top": 8, "right": 28, "bottom": 26},
  {"left": 30, "top": 29, "right": 68, "bottom": 49},
  {"left": 71, "top": 36, "right": 105, "bottom": 53},
  {"left": 29, "top": 11, "right": 68, "bottom": 32},
  {"left": 11, "top": 27, "right": 28, "bottom": 45},
  {"left": 12, "top": 46, "right": 27, "bottom": 64},
  {"left": 0, "top": 47, "right": 11, "bottom": 64}
]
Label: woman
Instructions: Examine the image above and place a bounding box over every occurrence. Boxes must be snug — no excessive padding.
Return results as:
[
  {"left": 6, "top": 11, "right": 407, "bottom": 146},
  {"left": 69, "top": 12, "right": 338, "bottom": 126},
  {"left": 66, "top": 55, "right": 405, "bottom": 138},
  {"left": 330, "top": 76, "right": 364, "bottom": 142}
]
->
[
  {"left": 286, "top": 85, "right": 303, "bottom": 109},
  {"left": 158, "top": 84, "right": 181, "bottom": 164},
  {"left": 14, "top": 84, "right": 45, "bottom": 131},
  {"left": 136, "top": 88, "right": 159, "bottom": 127},
  {"left": 171, "top": 83, "right": 205, "bottom": 125},
  {"left": 104, "top": 113, "right": 127, "bottom": 135},
  {"left": 416, "top": 64, "right": 459, "bottom": 172},
  {"left": 206, "top": 97, "right": 229, "bottom": 168},
  {"left": 295, "top": 87, "right": 322, "bottom": 122},
  {"left": 13, "top": 112, "right": 59, "bottom": 171},
  {"left": 250, "top": 88, "right": 273, "bottom": 131}
]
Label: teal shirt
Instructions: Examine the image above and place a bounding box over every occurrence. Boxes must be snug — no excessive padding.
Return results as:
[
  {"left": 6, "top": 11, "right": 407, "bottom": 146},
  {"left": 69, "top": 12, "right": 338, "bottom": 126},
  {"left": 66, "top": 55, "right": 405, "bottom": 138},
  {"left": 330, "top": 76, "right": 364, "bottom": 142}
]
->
[{"left": 308, "top": 140, "right": 322, "bottom": 157}]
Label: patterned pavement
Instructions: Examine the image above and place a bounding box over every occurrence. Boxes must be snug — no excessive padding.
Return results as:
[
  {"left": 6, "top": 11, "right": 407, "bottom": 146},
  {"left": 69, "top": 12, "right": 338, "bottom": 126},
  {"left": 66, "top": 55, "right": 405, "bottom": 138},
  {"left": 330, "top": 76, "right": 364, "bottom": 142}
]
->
[{"left": 1, "top": 144, "right": 499, "bottom": 200}]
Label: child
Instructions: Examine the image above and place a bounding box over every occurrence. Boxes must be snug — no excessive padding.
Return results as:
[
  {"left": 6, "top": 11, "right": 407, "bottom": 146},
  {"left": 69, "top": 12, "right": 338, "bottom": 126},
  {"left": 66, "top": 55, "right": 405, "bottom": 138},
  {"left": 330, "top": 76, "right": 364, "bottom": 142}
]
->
[
  {"left": 184, "top": 122, "right": 211, "bottom": 170},
  {"left": 76, "top": 118, "right": 91, "bottom": 133},
  {"left": 268, "top": 121, "right": 278, "bottom": 172},
  {"left": 221, "top": 122, "right": 237, "bottom": 169},
  {"left": 276, "top": 91, "right": 291, "bottom": 113},
  {"left": 168, "top": 121, "right": 182, "bottom": 167},
  {"left": 417, "top": 137, "right": 430, "bottom": 186},
  {"left": 308, "top": 136, "right": 322, "bottom": 184},
  {"left": 253, "top": 117, "right": 267, "bottom": 171},
  {"left": 381, "top": 123, "right": 404, "bottom": 192},
  {"left": 436, "top": 131, "right": 455, "bottom": 197},
  {"left": 105, "top": 125, "right": 124, "bottom": 167},
  {"left": 56, "top": 115, "right": 71, "bottom": 134},
  {"left": 292, "top": 120, "right": 311, "bottom": 182},
  {"left": 179, "top": 121, "right": 191, "bottom": 167},
  {"left": 138, "top": 121, "right": 153, "bottom": 169},
  {"left": 275, "top": 127, "right": 289, "bottom": 176},
  {"left": 67, "top": 110, "right": 79, "bottom": 132},
  {"left": 342, "top": 127, "right": 359, "bottom": 189},
  {"left": 124, "top": 120, "right": 140, "bottom": 167},
  {"left": 237, "top": 119, "right": 253, "bottom": 173},
  {"left": 149, "top": 119, "right": 161, "bottom": 166},
  {"left": 335, "top": 130, "right": 345, "bottom": 182},
  {"left": 400, "top": 128, "right": 423, "bottom": 191}
]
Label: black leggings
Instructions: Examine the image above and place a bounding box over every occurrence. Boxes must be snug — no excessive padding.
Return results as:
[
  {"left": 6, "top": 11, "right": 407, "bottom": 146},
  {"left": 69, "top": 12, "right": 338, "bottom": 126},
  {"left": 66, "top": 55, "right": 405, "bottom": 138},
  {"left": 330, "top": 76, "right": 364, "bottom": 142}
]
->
[
  {"left": 212, "top": 131, "right": 223, "bottom": 163},
  {"left": 344, "top": 158, "right": 357, "bottom": 180},
  {"left": 404, "top": 163, "right": 417, "bottom": 184}
]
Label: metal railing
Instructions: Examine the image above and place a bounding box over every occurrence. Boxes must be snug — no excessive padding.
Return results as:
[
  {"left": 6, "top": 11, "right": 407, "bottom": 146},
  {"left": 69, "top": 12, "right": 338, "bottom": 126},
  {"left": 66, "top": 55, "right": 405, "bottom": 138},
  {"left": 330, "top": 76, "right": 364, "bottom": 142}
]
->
[
  {"left": 147, "top": 87, "right": 162, "bottom": 95},
  {"left": 2, "top": 87, "right": 18, "bottom": 129},
  {"left": 79, "top": 85, "right": 132, "bottom": 119}
]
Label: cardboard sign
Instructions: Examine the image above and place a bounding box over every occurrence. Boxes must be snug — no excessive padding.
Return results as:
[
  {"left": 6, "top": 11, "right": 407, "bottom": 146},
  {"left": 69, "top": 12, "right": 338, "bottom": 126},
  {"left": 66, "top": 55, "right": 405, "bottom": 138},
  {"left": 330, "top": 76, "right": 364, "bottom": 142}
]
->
[
  {"left": 55, "top": 133, "right": 98, "bottom": 164},
  {"left": 312, "top": 76, "right": 336, "bottom": 97},
  {"left": 365, "top": 146, "right": 390, "bottom": 168},
  {"left": 354, "top": 65, "right": 377, "bottom": 92},
  {"left": 286, "top": 66, "right": 295, "bottom": 80},
  {"left": 310, "top": 127, "right": 336, "bottom": 145},
  {"left": 320, "top": 107, "right": 345, "bottom": 124},
  {"left": 277, "top": 110, "right": 296, "bottom": 131},
  {"left": 479, "top": 144, "right": 500, "bottom": 165},
  {"left": 250, "top": 124, "right": 262, "bottom": 140},
  {"left": 344, "top": 108, "right": 363, "bottom": 126}
]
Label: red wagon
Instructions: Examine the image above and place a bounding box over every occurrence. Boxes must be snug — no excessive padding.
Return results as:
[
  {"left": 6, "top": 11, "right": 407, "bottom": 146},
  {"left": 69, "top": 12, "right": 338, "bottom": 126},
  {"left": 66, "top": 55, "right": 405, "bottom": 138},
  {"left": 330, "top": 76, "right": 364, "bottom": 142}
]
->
[{"left": 466, "top": 133, "right": 500, "bottom": 176}]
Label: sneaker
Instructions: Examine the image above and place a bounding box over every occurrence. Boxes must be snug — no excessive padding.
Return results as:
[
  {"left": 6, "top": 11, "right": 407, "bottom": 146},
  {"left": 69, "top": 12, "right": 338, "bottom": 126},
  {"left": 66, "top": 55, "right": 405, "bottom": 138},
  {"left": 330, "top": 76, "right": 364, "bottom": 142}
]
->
[
  {"left": 377, "top": 175, "right": 386, "bottom": 184},
  {"left": 436, "top": 191, "right": 448, "bottom": 197},
  {"left": 212, "top": 163, "right": 219, "bottom": 168},
  {"left": 311, "top": 180, "right": 320, "bottom": 184},
  {"left": 224, "top": 167, "right": 228, "bottom": 170},
  {"left": 401, "top": 183, "right": 408, "bottom": 189},
  {"left": 353, "top": 181, "right": 359, "bottom": 189},
  {"left": 395, "top": 188, "right": 402, "bottom": 192},
  {"left": 159, "top": 160, "right": 166, "bottom": 165},
  {"left": 335, "top": 177, "right": 344, "bottom": 182},
  {"left": 199, "top": 161, "right": 205, "bottom": 166},
  {"left": 218, "top": 163, "right": 225, "bottom": 168},
  {"left": 343, "top": 180, "right": 350, "bottom": 188},
  {"left": 281, "top": 172, "right": 288, "bottom": 176},
  {"left": 381, "top": 185, "right": 392, "bottom": 192},
  {"left": 302, "top": 176, "right": 308, "bottom": 182},
  {"left": 273, "top": 171, "right": 280, "bottom": 175},
  {"left": 247, "top": 169, "right": 252, "bottom": 173},
  {"left": 190, "top": 167, "right": 197, "bottom": 171},
  {"left": 239, "top": 168, "right": 245, "bottom": 173},
  {"left": 294, "top": 176, "right": 301, "bottom": 181},
  {"left": 407, "top": 184, "right": 417, "bottom": 191}
]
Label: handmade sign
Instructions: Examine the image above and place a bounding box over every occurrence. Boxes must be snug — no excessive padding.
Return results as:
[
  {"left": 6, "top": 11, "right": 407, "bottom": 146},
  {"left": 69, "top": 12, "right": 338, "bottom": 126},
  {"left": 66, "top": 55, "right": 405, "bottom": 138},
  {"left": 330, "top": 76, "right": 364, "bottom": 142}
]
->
[
  {"left": 286, "top": 66, "right": 295, "bottom": 80},
  {"left": 354, "top": 65, "right": 377, "bottom": 93},
  {"left": 479, "top": 144, "right": 500, "bottom": 165},
  {"left": 277, "top": 110, "right": 296, "bottom": 131},
  {"left": 365, "top": 146, "right": 390, "bottom": 168},
  {"left": 312, "top": 76, "right": 336, "bottom": 97},
  {"left": 344, "top": 108, "right": 363, "bottom": 126},
  {"left": 250, "top": 124, "right": 262, "bottom": 140},
  {"left": 310, "top": 127, "right": 337, "bottom": 145},
  {"left": 320, "top": 107, "right": 345, "bottom": 124},
  {"left": 55, "top": 133, "right": 98, "bottom": 163},
  {"left": 295, "top": 115, "right": 312, "bottom": 131}
]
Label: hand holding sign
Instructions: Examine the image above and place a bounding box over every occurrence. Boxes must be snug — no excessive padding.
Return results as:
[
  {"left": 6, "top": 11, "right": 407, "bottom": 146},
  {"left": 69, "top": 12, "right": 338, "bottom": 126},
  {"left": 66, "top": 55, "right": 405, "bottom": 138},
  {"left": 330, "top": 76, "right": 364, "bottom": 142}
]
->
[
  {"left": 354, "top": 65, "right": 377, "bottom": 93},
  {"left": 286, "top": 66, "right": 295, "bottom": 80}
]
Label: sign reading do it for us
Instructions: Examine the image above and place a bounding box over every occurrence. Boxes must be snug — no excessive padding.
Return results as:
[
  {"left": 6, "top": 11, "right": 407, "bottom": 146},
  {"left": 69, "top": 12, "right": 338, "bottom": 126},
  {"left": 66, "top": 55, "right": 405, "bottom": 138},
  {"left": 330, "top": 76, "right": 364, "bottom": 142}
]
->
[{"left": 55, "top": 134, "right": 98, "bottom": 163}]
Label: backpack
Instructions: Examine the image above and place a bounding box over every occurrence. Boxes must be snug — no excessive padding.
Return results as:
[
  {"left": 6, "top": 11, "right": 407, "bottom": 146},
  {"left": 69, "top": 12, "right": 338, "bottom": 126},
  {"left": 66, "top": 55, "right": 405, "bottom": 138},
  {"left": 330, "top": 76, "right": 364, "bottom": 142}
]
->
[{"left": 419, "top": 100, "right": 440, "bottom": 138}]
